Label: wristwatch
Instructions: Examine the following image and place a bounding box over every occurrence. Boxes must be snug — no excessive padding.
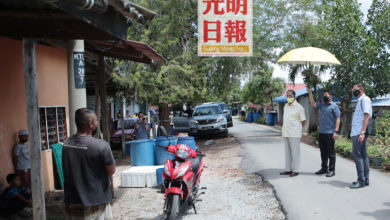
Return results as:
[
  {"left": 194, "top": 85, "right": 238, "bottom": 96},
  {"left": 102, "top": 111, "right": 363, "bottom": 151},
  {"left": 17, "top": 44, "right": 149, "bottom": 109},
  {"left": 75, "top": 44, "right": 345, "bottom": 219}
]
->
[{"left": 360, "top": 131, "right": 366, "bottom": 135}]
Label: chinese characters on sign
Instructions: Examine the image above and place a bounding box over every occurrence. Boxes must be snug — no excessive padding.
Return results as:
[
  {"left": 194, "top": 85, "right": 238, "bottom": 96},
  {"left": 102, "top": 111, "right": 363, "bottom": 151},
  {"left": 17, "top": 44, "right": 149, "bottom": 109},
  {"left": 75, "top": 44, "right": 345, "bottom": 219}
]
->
[{"left": 198, "top": 0, "right": 253, "bottom": 56}]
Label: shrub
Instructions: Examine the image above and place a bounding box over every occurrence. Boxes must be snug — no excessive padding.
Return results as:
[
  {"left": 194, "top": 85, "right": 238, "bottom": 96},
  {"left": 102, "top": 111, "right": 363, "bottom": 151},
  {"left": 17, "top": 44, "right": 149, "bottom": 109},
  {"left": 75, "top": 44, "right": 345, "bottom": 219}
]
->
[
  {"left": 335, "top": 136, "right": 352, "bottom": 155},
  {"left": 256, "top": 115, "right": 266, "bottom": 124},
  {"left": 312, "top": 130, "right": 319, "bottom": 142}
]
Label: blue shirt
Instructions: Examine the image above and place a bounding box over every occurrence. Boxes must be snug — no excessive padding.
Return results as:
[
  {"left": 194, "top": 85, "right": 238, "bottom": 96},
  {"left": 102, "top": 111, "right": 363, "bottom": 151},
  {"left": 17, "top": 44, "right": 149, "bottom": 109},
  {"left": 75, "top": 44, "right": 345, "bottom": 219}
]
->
[
  {"left": 316, "top": 101, "right": 341, "bottom": 134},
  {"left": 135, "top": 121, "right": 149, "bottom": 140},
  {"left": 351, "top": 94, "right": 372, "bottom": 137}
]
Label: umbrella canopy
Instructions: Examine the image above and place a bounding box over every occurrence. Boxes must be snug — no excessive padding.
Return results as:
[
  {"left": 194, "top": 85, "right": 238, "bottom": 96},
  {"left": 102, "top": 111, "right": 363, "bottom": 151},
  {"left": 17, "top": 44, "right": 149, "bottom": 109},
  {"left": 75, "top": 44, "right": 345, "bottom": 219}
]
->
[{"left": 277, "top": 47, "right": 341, "bottom": 65}]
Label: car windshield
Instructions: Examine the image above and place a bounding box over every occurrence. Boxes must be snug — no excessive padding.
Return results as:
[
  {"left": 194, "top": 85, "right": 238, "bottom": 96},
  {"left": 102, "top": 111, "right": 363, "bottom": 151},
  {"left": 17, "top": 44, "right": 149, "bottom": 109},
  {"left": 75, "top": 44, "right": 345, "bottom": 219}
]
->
[
  {"left": 193, "top": 106, "right": 222, "bottom": 116},
  {"left": 117, "top": 119, "right": 138, "bottom": 129},
  {"left": 219, "top": 104, "right": 228, "bottom": 110}
]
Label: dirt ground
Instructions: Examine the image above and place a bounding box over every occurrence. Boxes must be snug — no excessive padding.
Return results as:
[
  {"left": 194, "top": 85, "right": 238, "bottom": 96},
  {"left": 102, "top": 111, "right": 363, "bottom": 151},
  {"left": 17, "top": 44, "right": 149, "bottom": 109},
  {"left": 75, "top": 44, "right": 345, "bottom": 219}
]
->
[{"left": 110, "top": 136, "right": 285, "bottom": 220}]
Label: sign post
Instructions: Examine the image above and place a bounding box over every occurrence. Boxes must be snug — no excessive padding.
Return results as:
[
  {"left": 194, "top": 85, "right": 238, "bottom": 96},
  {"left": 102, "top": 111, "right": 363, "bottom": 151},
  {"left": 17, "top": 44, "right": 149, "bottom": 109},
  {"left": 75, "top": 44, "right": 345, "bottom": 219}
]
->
[{"left": 198, "top": 0, "right": 253, "bottom": 57}]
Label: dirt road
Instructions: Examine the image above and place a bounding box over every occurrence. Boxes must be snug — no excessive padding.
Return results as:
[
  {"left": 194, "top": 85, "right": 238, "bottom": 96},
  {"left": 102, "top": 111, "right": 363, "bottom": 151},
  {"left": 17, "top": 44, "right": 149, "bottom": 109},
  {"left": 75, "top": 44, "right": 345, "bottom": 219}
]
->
[{"left": 111, "top": 136, "right": 285, "bottom": 220}]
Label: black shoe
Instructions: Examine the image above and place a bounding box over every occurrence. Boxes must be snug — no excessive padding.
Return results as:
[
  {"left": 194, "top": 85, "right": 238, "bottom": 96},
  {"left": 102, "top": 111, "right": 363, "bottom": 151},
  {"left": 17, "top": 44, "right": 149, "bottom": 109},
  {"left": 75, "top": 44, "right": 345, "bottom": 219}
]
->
[
  {"left": 349, "top": 182, "right": 365, "bottom": 189},
  {"left": 315, "top": 168, "right": 328, "bottom": 175},
  {"left": 353, "top": 180, "right": 369, "bottom": 186},
  {"left": 326, "top": 171, "right": 335, "bottom": 177}
]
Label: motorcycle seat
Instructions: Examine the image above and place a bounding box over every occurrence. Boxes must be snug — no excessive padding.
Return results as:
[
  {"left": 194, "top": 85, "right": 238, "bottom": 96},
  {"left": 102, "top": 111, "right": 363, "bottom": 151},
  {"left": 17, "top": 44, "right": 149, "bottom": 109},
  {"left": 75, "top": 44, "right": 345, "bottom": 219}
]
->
[{"left": 187, "top": 155, "right": 202, "bottom": 174}]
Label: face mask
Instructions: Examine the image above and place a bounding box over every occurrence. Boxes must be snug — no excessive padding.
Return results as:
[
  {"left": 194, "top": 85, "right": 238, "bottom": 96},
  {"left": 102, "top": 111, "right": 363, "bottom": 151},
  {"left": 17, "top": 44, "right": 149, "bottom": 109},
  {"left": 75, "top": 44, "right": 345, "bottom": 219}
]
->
[
  {"left": 353, "top": 89, "right": 360, "bottom": 97},
  {"left": 323, "top": 96, "right": 330, "bottom": 102},
  {"left": 287, "top": 97, "right": 294, "bottom": 104}
]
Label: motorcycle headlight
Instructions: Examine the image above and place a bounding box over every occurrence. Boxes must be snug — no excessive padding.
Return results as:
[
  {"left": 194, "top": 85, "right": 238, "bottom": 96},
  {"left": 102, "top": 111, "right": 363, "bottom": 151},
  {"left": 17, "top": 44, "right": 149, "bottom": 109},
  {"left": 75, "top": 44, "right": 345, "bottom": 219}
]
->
[
  {"left": 164, "top": 164, "right": 171, "bottom": 177},
  {"left": 177, "top": 164, "right": 190, "bottom": 177}
]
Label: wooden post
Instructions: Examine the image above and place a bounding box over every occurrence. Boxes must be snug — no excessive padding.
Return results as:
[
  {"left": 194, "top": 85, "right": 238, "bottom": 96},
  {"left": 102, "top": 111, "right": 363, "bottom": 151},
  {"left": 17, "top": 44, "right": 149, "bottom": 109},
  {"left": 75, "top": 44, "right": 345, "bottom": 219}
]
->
[
  {"left": 23, "top": 39, "right": 46, "bottom": 220},
  {"left": 98, "top": 55, "right": 114, "bottom": 198},
  {"left": 95, "top": 82, "right": 101, "bottom": 138},
  {"left": 98, "top": 55, "right": 109, "bottom": 142},
  {"left": 120, "top": 97, "right": 126, "bottom": 156}
]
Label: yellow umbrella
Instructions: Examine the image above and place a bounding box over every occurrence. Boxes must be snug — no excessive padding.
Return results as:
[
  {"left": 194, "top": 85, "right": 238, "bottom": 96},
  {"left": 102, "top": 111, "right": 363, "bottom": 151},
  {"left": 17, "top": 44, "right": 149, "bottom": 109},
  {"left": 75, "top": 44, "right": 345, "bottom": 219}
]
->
[{"left": 277, "top": 47, "right": 341, "bottom": 65}]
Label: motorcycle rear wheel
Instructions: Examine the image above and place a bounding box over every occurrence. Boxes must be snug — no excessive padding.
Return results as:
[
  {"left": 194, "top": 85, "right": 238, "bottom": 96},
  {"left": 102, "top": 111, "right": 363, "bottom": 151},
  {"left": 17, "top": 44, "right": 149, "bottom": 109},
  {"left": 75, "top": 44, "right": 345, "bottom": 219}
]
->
[{"left": 166, "top": 194, "right": 180, "bottom": 220}]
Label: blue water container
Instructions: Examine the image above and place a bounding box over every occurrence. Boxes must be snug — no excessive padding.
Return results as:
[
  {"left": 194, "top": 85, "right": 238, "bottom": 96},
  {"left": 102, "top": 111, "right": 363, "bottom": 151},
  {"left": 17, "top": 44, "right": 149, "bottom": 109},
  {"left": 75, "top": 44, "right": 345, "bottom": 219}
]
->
[
  {"left": 154, "top": 136, "right": 175, "bottom": 165},
  {"left": 129, "top": 139, "right": 155, "bottom": 166},
  {"left": 253, "top": 113, "right": 261, "bottom": 122},
  {"left": 156, "top": 168, "right": 164, "bottom": 185},
  {"left": 247, "top": 112, "right": 253, "bottom": 123},
  {"left": 125, "top": 141, "right": 131, "bottom": 155},
  {"left": 266, "top": 113, "right": 274, "bottom": 125},
  {"left": 272, "top": 113, "right": 278, "bottom": 125},
  {"left": 177, "top": 136, "right": 197, "bottom": 150}
]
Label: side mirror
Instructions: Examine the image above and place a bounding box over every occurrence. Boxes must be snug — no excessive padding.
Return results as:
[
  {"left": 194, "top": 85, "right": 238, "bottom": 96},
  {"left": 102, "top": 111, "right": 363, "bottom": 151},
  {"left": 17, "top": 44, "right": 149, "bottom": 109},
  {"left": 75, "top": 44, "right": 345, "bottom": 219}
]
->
[
  {"left": 223, "top": 110, "right": 229, "bottom": 114},
  {"left": 203, "top": 140, "right": 215, "bottom": 146},
  {"left": 158, "top": 126, "right": 168, "bottom": 137},
  {"left": 183, "top": 113, "right": 189, "bottom": 117}
]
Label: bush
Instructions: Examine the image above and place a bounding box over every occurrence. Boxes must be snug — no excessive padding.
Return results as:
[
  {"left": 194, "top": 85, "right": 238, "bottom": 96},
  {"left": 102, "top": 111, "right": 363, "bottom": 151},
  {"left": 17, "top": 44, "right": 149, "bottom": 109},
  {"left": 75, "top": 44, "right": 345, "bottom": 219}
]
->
[
  {"left": 312, "top": 130, "right": 319, "bottom": 142},
  {"left": 335, "top": 136, "right": 353, "bottom": 156},
  {"left": 256, "top": 115, "right": 266, "bottom": 124}
]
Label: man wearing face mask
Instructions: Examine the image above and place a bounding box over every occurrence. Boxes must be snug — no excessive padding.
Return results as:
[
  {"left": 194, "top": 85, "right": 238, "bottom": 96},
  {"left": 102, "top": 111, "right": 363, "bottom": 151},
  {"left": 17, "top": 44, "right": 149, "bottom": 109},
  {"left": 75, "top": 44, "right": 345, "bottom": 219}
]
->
[
  {"left": 349, "top": 83, "right": 372, "bottom": 189},
  {"left": 308, "top": 88, "right": 340, "bottom": 177},
  {"left": 280, "top": 90, "right": 306, "bottom": 177},
  {"left": 62, "top": 108, "right": 116, "bottom": 219}
]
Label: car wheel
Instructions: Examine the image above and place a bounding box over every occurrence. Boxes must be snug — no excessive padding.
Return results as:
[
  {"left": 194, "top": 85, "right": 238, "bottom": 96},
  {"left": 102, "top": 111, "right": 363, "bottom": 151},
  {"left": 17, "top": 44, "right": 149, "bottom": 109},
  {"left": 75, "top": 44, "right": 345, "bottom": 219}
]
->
[{"left": 222, "top": 129, "right": 228, "bottom": 138}]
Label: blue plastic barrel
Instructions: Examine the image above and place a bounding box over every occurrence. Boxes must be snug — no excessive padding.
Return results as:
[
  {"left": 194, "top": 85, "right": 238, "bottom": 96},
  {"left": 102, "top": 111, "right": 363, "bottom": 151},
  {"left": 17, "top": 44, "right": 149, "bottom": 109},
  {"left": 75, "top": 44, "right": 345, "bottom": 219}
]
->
[
  {"left": 253, "top": 113, "right": 261, "bottom": 122},
  {"left": 247, "top": 112, "right": 253, "bottom": 123},
  {"left": 266, "top": 113, "right": 274, "bottom": 125},
  {"left": 129, "top": 139, "right": 155, "bottom": 166},
  {"left": 177, "top": 136, "right": 197, "bottom": 150},
  {"left": 125, "top": 141, "right": 131, "bottom": 155},
  {"left": 156, "top": 168, "right": 164, "bottom": 185},
  {"left": 272, "top": 113, "right": 278, "bottom": 125},
  {"left": 154, "top": 136, "right": 175, "bottom": 165}
]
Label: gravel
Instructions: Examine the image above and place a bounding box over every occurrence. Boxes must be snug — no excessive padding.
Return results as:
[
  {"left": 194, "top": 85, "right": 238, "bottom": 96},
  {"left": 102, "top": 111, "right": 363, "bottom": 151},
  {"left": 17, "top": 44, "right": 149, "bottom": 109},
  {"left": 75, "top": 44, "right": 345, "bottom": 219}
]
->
[{"left": 111, "top": 136, "right": 286, "bottom": 220}]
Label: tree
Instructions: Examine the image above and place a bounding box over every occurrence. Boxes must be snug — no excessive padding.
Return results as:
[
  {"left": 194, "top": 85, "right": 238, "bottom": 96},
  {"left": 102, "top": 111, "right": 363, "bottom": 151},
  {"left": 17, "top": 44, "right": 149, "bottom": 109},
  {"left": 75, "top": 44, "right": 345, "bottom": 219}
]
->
[
  {"left": 284, "top": 0, "right": 390, "bottom": 136},
  {"left": 242, "top": 67, "right": 284, "bottom": 108}
]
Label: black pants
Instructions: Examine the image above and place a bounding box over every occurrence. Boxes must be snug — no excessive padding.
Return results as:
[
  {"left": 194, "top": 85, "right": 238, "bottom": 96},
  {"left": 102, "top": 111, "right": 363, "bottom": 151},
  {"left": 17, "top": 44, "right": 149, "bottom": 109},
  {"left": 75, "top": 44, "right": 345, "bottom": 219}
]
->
[{"left": 319, "top": 133, "right": 336, "bottom": 171}]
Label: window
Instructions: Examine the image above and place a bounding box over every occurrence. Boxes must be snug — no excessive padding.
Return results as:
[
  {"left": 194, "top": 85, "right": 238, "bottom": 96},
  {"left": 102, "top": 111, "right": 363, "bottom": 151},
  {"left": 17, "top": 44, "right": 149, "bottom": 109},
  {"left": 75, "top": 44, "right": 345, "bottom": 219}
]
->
[
  {"left": 193, "top": 106, "right": 222, "bottom": 116},
  {"left": 39, "top": 106, "right": 68, "bottom": 150}
]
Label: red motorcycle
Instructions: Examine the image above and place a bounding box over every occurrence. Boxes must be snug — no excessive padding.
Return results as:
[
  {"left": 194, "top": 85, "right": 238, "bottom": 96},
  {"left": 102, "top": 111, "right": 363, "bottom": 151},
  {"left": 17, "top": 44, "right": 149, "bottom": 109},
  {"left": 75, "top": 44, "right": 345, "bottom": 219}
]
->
[{"left": 157, "top": 140, "right": 214, "bottom": 220}]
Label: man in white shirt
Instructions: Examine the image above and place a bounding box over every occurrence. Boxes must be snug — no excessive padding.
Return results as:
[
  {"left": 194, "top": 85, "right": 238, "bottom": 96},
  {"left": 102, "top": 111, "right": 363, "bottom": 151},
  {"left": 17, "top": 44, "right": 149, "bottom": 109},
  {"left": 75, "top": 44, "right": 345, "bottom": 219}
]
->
[
  {"left": 349, "top": 82, "right": 372, "bottom": 189},
  {"left": 280, "top": 90, "right": 306, "bottom": 177}
]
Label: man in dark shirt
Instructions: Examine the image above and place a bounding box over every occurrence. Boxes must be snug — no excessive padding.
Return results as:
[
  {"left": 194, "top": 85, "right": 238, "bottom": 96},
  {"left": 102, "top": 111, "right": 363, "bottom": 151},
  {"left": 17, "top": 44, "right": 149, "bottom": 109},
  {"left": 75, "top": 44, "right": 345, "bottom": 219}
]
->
[
  {"left": 308, "top": 88, "right": 340, "bottom": 177},
  {"left": 63, "top": 108, "right": 115, "bottom": 219},
  {"left": 135, "top": 112, "right": 149, "bottom": 140}
]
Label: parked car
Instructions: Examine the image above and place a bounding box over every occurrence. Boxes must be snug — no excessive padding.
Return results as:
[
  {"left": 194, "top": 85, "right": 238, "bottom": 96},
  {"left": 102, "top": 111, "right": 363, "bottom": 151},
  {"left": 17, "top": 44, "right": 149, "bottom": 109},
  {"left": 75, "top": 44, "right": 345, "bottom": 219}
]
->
[
  {"left": 110, "top": 118, "right": 138, "bottom": 148},
  {"left": 189, "top": 104, "right": 228, "bottom": 138},
  {"left": 201, "top": 102, "right": 233, "bottom": 127},
  {"left": 172, "top": 111, "right": 191, "bottom": 133}
]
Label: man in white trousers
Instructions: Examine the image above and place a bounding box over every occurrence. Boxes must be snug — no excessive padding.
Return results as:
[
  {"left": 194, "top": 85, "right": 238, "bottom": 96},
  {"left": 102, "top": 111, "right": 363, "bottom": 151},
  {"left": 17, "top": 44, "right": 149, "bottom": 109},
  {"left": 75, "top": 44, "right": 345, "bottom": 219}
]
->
[{"left": 280, "top": 90, "right": 306, "bottom": 177}]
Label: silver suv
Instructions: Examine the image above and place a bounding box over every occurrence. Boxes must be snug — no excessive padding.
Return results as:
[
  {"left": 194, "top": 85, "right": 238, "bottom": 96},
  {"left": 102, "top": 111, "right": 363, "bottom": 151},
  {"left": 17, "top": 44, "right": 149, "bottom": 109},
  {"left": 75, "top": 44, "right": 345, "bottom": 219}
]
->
[{"left": 188, "top": 104, "right": 228, "bottom": 138}]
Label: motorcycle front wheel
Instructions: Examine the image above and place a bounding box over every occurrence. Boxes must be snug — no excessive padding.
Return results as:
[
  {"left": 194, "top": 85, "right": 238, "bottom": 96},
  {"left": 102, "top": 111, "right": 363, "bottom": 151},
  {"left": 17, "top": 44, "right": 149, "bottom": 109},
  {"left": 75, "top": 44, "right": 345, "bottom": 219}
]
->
[{"left": 166, "top": 194, "right": 180, "bottom": 220}]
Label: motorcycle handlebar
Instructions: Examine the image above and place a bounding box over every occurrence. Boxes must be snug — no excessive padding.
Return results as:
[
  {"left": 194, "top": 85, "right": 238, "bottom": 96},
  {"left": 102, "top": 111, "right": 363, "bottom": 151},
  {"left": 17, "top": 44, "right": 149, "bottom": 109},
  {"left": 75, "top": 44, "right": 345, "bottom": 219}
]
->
[{"left": 156, "top": 144, "right": 168, "bottom": 149}]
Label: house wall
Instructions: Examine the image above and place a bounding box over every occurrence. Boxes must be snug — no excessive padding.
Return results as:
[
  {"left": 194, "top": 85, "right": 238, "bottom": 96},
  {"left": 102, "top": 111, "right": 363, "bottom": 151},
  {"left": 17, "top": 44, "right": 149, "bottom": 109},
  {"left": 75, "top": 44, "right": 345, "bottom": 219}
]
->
[
  {"left": 297, "top": 96, "right": 310, "bottom": 134},
  {"left": 0, "top": 37, "right": 68, "bottom": 189}
]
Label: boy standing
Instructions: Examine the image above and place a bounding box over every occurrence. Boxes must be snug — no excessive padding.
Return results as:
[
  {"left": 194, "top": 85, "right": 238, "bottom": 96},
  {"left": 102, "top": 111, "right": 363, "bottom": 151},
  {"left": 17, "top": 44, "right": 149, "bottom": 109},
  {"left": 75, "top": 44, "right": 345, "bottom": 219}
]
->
[{"left": 12, "top": 130, "right": 31, "bottom": 189}]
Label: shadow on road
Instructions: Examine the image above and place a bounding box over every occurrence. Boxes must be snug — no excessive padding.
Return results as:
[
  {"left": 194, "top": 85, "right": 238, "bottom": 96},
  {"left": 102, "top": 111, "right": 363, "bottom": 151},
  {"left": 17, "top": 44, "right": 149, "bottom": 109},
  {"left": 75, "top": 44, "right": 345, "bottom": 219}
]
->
[
  {"left": 359, "top": 209, "right": 390, "bottom": 220},
  {"left": 254, "top": 168, "right": 316, "bottom": 180},
  {"left": 317, "top": 180, "right": 351, "bottom": 188}
]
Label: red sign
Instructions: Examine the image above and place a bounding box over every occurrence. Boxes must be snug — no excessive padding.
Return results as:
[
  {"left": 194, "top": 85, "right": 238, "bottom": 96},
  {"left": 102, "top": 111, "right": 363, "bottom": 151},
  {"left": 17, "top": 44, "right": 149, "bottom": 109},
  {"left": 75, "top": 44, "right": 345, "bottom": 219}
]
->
[{"left": 198, "top": 0, "right": 253, "bottom": 56}]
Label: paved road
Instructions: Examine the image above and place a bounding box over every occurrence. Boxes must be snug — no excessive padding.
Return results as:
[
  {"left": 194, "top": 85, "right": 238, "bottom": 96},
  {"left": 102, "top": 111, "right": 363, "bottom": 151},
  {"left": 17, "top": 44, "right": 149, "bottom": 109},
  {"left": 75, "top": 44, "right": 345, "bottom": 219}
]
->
[{"left": 230, "top": 118, "right": 390, "bottom": 220}]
